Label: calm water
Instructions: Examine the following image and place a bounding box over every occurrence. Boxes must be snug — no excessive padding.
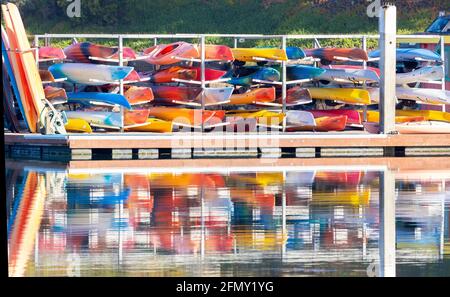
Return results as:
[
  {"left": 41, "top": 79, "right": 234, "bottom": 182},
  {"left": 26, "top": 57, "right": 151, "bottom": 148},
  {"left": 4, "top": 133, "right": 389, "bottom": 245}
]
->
[{"left": 5, "top": 160, "right": 450, "bottom": 277}]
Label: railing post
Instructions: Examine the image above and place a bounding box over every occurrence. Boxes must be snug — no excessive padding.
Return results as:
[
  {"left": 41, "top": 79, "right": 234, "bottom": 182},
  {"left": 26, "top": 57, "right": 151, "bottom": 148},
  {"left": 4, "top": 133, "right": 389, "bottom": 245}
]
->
[
  {"left": 379, "top": 5, "right": 397, "bottom": 134},
  {"left": 154, "top": 38, "right": 158, "bottom": 46},
  {"left": 233, "top": 38, "right": 238, "bottom": 48},
  {"left": 201, "top": 35, "right": 206, "bottom": 132},
  {"left": 119, "top": 35, "right": 124, "bottom": 132},
  {"left": 362, "top": 36, "right": 368, "bottom": 123}
]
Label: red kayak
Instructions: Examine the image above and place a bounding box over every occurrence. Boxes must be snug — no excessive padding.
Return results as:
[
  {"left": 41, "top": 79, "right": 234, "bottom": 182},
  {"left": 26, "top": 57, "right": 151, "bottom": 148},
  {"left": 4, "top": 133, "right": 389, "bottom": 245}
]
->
[
  {"left": 152, "top": 85, "right": 203, "bottom": 103},
  {"left": 188, "top": 67, "right": 227, "bottom": 81},
  {"left": 144, "top": 42, "right": 198, "bottom": 65},
  {"left": 150, "top": 67, "right": 197, "bottom": 83},
  {"left": 150, "top": 66, "right": 226, "bottom": 83},
  {"left": 64, "top": 42, "right": 137, "bottom": 63},
  {"left": 309, "top": 110, "right": 362, "bottom": 126},
  {"left": 38, "top": 46, "right": 66, "bottom": 60},
  {"left": 327, "top": 65, "right": 381, "bottom": 76},
  {"left": 124, "top": 70, "right": 150, "bottom": 83},
  {"left": 305, "top": 48, "right": 369, "bottom": 62},
  {"left": 273, "top": 87, "right": 312, "bottom": 106}
]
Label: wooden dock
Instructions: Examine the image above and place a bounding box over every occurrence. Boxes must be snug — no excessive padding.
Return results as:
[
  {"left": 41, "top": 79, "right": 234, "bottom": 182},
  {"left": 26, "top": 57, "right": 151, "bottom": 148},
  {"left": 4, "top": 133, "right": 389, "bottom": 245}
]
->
[{"left": 4, "top": 132, "right": 450, "bottom": 161}]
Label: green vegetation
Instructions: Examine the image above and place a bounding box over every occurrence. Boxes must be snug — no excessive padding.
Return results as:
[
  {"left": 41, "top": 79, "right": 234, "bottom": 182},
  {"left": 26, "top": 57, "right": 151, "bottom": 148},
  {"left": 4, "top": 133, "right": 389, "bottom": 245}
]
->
[{"left": 4, "top": 0, "right": 445, "bottom": 50}]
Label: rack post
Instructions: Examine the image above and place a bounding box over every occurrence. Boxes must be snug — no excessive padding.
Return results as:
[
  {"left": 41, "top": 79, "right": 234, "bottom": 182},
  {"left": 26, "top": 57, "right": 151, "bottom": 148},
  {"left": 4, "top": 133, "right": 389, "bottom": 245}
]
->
[
  {"left": 200, "top": 35, "right": 206, "bottom": 132},
  {"left": 440, "top": 36, "right": 446, "bottom": 112},
  {"left": 34, "top": 35, "right": 39, "bottom": 68},
  {"left": 118, "top": 35, "right": 125, "bottom": 132},
  {"left": 379, "top": 5, "right": 397, "bottom": 134},
  {"left": 281, "top": 36, "right": 287, "bottom": 116},
  {"left": 362, "top": 36, "right": 368, "bottom": 123}
]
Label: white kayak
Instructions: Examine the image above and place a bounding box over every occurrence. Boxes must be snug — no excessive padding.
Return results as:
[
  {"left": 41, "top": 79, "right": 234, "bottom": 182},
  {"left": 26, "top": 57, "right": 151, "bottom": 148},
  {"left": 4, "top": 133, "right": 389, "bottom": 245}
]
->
[
  {"left": 66, "top": 111, "right": 122, "bottom": 128},
  {"left": 317, "top": 68, "right": 380, "bottom": 83},
  {"left": 368, "top": 87, "right": 450, "bottom": 105},
  {"left": 198, "top": 87, "right": 234, "bottom": 106},
  {"left": 285, "top": 110, "right": 316, "bottom": 128},
  {"left": 396, "top": 66, "right": 444, "bottom": 85},
  {"left": 364, "top": 121, "right": 450, "bottom": 134},
  {"left": 49, "top": 63, "right": 134, "bottom": 86}
]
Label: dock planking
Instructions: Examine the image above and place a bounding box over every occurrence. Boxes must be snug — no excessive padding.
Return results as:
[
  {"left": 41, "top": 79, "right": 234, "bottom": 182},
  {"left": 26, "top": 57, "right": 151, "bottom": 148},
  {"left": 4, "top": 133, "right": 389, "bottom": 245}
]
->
[{"left": 4, "top": 132, "right": 450, "bottom": 160}]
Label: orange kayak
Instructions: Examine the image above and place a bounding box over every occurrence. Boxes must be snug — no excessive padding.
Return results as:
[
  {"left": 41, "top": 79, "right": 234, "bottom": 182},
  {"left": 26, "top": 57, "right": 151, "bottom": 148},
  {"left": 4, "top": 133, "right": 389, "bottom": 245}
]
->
[
  {"left": 44, "top": 85, "right": 67, "bottom": 102},
  {"left": 124, "top": 86, "right": 154, "bottom": 105},
  {"left": 148, "top": 107, "right": 225, "bottom": 127},
  {"left": 39, "top": 69, "right": 55, "bottom": 82},
  {"left": 124, "top": 109, "right": 150, "bottom": 126},
  {"left": 230, "top": 87, "right": 276, "bottom": 105},
  {"left": 125, "top": 118, "right": 173, "bottom": 133},
  {"left": 150, "top": 66, "right": 197, "bottom": 83},
  {"left": 197, "top": 44, "right": 234, "bottom": 61},
  {"left": 287, "top": 115, "right": 348, "bottom": 132}
]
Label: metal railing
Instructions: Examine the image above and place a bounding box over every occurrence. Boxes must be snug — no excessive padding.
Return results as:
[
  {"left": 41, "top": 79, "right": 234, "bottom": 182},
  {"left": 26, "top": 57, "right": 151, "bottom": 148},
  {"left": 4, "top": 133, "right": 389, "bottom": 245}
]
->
[{"left": 34, "top": 33, "right": 447, "bottom": 133}]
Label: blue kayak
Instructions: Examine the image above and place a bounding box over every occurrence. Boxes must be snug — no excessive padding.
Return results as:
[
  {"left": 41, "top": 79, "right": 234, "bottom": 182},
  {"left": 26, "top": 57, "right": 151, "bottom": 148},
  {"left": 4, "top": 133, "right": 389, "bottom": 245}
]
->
[
  {"left": 226, "top": 66, "right": 280, "bottom": 86},
  {"left": 274, "top": 65, "right": 325, "bottom": 80},
  {"left": 67, "top": 92, "right": 132, "bottom": 109},
  {"left": 369, "top": 48, "right": 442, "bottom": 62},
  {"left": 286, "top": 47, "right": 306, "bottom": 60}
]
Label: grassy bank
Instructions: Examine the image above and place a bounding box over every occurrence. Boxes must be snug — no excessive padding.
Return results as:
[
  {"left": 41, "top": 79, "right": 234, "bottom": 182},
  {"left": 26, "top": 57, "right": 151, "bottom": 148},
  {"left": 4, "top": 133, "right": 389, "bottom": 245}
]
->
[{"left": 14, "top": 0, "right": 444, "bottom": 50}]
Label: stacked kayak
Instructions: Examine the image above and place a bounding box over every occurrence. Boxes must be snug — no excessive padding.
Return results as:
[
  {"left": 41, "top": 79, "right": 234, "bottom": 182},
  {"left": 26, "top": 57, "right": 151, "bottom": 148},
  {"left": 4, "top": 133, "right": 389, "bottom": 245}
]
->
[{"left": 3, "top": 5, "right": 448, "bottom": 136}]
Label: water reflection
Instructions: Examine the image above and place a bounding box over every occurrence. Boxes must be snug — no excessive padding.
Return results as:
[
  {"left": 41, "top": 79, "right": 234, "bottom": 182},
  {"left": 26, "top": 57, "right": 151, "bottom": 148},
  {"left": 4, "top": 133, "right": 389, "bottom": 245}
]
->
[{"left": 5, "top": 161, "right": 450, "bottom": 277}]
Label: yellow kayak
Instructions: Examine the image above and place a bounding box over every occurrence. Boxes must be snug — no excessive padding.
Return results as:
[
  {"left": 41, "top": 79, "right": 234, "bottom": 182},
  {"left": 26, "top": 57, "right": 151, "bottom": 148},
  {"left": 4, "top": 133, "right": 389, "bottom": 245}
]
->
[
  {"left": 361, "top": 110, "right": 430, "bottom": 124},
  {"left": 227, "top": 110, "right": 285, "bottom": 126},
  {"left": 65, "top": 119, "right": 93, "bottom": 133},
  {"left": 396, "top": 110, "right": 450, "bottom": 123},
  {"left": 232, "top": 48, "right": 288, "bottom": 62},
  {"left": 125, "top": 118, "right": 173, "bottom": 133},
  {"left": 308, "top": 88, "right": 371, "bottom": 105}
]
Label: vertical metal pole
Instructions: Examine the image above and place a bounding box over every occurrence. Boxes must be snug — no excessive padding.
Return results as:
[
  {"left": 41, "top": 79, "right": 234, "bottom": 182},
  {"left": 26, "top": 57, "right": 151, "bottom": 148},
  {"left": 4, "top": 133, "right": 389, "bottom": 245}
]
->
[
  {"left": 200, "top": 35, "right": 206, "bottom": 132},
  {"left": 281, "top": 36, "right": 287, "bottom": 116},
  {"left": 34, "top": 36, "right": 39, "bottom": 69},
  {"left": 379, "top": 5, "right": 397, "bottom": 134},
  {"left": 154, "top": 38, "right": 158, "bottom": 46},
  {"left": 379, "top": 169, "right": 396, "bottom": 277},
  {"left": 362, "top": 36, "right": 368, "bottom": 123},
  {"left": 234, "top": 38, "right": 238, "bottom": 48},
  {"left": 440, "top": 36, "right": 446, "bottom": 112},
  {"left": 119, "top": 36, "right": 124, "bottom": 132}
]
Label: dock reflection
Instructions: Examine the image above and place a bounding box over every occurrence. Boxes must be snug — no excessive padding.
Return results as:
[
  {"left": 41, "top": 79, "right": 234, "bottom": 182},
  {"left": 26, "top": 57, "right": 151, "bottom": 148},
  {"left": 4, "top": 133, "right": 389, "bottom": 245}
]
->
[{"left": 5, "top": 160, "right": 450, "bottom": 277}]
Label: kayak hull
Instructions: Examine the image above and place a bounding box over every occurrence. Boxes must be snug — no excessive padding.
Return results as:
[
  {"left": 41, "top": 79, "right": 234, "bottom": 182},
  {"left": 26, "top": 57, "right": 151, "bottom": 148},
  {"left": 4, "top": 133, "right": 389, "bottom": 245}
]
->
[
  {"left": 308, "top": 88, "right": 371, "bottom": 105},
  {"left": 230, "top": 87, "right": 276, "bottom": 105},
  {"left": 49, "top": 63, "right": 134, "bottom": 86},
  {"left": 67, "top": 92, "right": 132, "bottom": 109}
]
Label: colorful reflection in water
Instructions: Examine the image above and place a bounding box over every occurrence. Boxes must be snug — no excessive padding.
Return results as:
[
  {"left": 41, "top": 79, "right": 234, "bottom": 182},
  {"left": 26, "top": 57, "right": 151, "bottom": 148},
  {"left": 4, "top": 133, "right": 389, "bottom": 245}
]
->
[{"left": 5, "top": 162, "right": 450, "bottom": 277}]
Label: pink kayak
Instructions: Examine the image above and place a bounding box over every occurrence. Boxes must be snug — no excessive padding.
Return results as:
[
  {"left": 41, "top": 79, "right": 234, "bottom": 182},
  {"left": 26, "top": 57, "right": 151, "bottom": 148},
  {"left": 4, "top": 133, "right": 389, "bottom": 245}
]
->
[{"left": 309, "top": 110, "right": 362, "bottom": 126}]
